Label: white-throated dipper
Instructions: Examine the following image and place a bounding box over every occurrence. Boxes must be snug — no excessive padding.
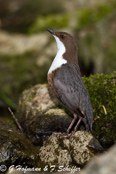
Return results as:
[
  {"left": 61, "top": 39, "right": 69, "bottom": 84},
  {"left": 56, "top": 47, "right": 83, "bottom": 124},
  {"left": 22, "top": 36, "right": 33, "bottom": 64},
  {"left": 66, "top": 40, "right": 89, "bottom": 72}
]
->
[{"left": 47, "top": 28, "right": 93, "bottom": 136}]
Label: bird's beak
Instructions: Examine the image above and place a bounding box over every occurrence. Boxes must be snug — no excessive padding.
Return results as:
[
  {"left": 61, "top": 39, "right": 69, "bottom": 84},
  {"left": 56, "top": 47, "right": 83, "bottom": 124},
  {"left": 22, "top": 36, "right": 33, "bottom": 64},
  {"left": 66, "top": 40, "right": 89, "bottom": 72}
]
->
[{"left": 47, "top": 28, "right": 55, "bottom": 35}]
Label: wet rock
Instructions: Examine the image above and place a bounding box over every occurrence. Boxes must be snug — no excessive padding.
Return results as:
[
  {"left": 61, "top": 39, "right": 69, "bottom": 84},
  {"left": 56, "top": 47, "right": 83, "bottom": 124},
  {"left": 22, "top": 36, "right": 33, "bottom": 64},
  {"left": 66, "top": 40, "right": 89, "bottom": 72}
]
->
[
  {"left": 0, "top": 120, "right": 40, "bottom": 168},
  {"left": 17, "top": 84, "right": 72, "bottom": 146},
  {"left": 81, "top": 144, "right": 116, "bottom": 174},
  {"left": 39, "top": 131, "right": 103, "bottom": 168},
  {"left": 0, "top": 119, "right": 103, "bottom": 173}
]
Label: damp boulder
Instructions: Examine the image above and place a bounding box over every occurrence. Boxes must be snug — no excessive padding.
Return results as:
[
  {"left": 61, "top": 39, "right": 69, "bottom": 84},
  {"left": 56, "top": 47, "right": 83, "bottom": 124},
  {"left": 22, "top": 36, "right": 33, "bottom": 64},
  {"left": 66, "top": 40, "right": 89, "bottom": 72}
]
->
[
  {"left": 80, "top": 144, "right": 116, "bottom": 174},
  {"left": 17, "top": 84, "right": 72, "bottom": 146},
  {"left": 0, "top": 120, "right": 40, "bottom": 168}
]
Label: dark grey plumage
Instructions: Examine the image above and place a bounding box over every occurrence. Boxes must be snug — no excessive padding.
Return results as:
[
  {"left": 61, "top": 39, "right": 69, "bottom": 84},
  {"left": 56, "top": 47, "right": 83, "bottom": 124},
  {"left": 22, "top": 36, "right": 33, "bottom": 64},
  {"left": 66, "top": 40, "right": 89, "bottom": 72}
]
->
[
  {"left": 47, "top": 28, "right": 93, "bottom": 135},
  {"left": 53, "top": 63, "right": 93, "bottom": 131}
]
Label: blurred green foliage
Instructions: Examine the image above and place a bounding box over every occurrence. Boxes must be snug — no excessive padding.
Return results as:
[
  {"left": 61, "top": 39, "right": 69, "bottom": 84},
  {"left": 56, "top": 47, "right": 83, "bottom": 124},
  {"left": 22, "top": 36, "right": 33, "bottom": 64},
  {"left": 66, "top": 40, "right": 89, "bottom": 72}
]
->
[
  {"left": 29, "top": 14, "right": 70, "bottom": 34},
  {"left": 0, "top": 91, "right": 16, "bottom": 110},
  {"left": 77, "top": 4, "right": 114, "bottom": 28},
  {"left": 28, "top": 3, "right": 116, "bottom": 34},
  {"left": 0, "top": 51, "right": 48, "bottom": 109},
  {"left": 75, "top": 2, "right": 116, "bottom": 74},
  {"left": 83, "top": 71, "right": 116, "bottom": 147},
  {"left": 105, "top": 36, "right": 116, "bottom": 73}
]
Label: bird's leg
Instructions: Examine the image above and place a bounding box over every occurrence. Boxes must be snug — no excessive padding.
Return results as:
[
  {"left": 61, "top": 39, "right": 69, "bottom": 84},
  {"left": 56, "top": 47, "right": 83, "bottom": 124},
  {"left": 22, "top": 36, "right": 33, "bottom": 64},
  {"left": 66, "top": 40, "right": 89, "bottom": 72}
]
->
[
  {"left": 52, "top": 114, "right": 77, "bottom": 138},
  {"left": 69, "top": 117, "right": 83, "bottom": 139},
  {"left": 52, "top": 116, "right": 82, "bottom": 139},
  {"left": 66, "top": 114, "right": 77, "bottom": 135},
  {"left": 74, "top": 117, "right": 83, "bottom": 132}
]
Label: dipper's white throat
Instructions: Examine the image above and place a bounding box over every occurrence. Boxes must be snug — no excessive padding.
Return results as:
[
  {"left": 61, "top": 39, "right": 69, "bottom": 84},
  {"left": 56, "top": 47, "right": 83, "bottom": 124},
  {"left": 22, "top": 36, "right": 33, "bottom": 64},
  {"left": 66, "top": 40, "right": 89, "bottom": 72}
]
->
[
  {"left": 47, "top": 28, "right": 93, "bottom": 137},
  {"left": 48, "top": 35, "right": 67, "bottom": 74}
]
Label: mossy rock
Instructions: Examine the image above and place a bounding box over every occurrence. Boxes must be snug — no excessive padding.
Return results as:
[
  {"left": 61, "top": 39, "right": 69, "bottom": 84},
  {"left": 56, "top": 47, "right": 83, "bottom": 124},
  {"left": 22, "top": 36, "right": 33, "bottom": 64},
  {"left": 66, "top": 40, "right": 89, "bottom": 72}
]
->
[
  {"left": 0, "top": 120, "right": 40, "bottom": 167},
  {"left": 83, "top": 71, "right": 116, "bottom": 148}
]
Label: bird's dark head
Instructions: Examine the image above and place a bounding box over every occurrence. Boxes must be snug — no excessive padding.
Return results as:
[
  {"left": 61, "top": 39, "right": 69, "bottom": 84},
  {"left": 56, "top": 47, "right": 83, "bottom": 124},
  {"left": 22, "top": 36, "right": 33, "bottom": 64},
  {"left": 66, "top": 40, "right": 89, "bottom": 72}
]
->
[{"left": 47, "top": 28, "right": 78, "bottom": 63}]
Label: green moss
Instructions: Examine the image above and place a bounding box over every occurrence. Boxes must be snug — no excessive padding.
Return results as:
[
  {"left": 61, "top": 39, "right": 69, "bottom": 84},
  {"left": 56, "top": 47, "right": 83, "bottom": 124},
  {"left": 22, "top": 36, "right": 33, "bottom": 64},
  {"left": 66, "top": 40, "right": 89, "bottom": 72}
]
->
[
  {"left": 83, "top": 72, "right": 116, "bottom": 147},
  {"left": 28, "top": 97, "right": 33, "bottom": 102},
  {"left": 28, "top": 14, "right": 70, "bottom": 34},
  {"left": 77, "top": 4, "right": 115, "bottom": 29}
]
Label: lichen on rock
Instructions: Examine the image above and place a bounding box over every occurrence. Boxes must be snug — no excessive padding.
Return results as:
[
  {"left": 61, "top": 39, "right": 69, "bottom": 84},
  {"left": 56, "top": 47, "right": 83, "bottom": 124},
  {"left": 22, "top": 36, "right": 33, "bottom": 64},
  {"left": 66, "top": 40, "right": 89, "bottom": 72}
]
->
[{"left": 39, "top": 132, "right": 102, "bottom": 168}]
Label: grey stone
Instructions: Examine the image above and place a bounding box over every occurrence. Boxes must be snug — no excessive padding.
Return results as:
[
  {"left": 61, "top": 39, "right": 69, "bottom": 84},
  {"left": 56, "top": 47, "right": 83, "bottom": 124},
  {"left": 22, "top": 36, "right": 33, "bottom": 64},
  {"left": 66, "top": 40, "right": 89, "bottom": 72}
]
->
[
  {"left": 81, "top": 145, "right": 116, "bottom": 174},
  {"left": 17, "top": 84, "right": 72, "bottom": 146}
]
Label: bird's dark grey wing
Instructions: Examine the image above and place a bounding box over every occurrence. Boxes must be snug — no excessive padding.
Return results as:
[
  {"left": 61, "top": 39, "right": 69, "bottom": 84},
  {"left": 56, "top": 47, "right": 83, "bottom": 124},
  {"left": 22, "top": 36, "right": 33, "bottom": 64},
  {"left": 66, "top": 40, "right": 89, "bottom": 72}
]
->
[{"left": 53, "top": 63, "right": 93, "bottom": 131}]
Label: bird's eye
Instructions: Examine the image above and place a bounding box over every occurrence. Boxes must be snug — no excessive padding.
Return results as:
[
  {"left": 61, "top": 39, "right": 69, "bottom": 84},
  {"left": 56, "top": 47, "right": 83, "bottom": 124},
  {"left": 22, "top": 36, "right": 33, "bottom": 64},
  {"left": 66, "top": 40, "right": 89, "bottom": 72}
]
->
[{"left": 60, "top": 34, "right": 65, "bottom": 39}]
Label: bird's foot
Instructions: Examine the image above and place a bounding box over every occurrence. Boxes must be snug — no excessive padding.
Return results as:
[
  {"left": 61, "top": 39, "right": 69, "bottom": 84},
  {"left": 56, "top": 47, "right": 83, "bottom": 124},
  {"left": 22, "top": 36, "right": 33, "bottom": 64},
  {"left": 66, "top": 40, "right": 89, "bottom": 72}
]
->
[
  {"left": 52, "top": 132, "right": 64, "bottom": 136},
  {"left": 52, "top": 131, "right": 78, "bottom": 140},
  {"left": 52, "top": 132, "right": 71, "bottom": 138},
  {"left": 69, "top": 130, "right": 76, "bottom": 140}
]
